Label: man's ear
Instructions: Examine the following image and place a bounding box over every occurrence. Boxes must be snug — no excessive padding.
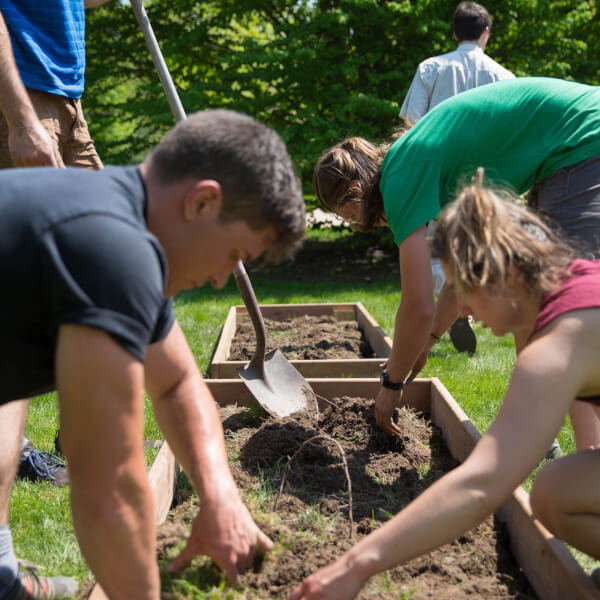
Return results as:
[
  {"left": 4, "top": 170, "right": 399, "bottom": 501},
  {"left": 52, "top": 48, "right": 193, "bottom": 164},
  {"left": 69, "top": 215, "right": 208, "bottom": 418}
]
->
[
  {"left": 182, "top": 180, "right": 222, "bottom": 221},
  {"left": 478, "top": 27, "right": 490, "bottom": 48}
]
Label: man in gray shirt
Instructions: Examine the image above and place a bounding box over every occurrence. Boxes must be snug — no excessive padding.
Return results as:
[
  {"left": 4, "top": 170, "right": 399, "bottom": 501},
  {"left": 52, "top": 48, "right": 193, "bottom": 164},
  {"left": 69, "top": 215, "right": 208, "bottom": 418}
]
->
[{"left": 400, "top": 1, "right": 514, "bottom": 126}]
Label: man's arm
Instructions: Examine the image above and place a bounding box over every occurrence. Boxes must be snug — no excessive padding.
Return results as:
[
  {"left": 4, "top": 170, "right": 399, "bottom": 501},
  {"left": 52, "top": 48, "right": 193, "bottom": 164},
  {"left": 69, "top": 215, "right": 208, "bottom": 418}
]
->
[
  {"left": 0, "top": 11, "right": 63, "bottom": 166},
  {"left": 56, "top": 324, "right": 159, "bottom": 599},
  {"left": 144, "top": 320, "right": 273, "bottom": 583}
]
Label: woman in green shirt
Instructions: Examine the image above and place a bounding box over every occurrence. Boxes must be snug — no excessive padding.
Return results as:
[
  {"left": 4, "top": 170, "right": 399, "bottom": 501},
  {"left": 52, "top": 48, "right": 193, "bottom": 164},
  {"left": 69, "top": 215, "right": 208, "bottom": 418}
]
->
[{"left": 314, "top": 77, "right": 600, "bottom": 436}]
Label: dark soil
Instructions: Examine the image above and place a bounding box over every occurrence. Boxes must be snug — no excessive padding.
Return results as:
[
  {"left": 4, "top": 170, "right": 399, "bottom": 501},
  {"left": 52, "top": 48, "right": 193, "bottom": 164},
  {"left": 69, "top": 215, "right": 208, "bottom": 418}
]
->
[
  {"left": 229, "top": 315, "right": 374, "bottom": 360},
  {"left": 246, "top": 229, "right": 400, "bottom": 284},
  {"left": 157, "top": 398, "right": 536, "bottom": 599}
]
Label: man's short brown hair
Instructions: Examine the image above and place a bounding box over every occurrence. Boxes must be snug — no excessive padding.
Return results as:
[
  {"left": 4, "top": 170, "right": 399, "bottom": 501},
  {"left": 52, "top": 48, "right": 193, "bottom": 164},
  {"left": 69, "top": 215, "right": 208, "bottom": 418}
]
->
[{"left": 147, "top": 109, "right": 305, "bottom": 262}]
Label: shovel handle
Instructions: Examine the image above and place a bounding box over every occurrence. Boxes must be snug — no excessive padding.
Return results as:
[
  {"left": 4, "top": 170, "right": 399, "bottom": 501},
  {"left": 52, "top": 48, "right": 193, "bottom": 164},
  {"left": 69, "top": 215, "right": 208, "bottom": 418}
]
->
[
  {"left": 131, "top": 1, "right": 267, "bottom": 371},
  {"left": 130, "top": 0, "right": 187, "bottom": 123},
  {"left": 233, "top": 261, "right": 266, "bottom": 369}
]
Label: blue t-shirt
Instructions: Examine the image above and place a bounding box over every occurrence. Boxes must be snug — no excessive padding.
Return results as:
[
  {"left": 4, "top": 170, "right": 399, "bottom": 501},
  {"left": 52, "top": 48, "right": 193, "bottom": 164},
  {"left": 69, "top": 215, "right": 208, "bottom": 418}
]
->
[{"left": 0, "top": 0, "right": 85, "bottom": 98}]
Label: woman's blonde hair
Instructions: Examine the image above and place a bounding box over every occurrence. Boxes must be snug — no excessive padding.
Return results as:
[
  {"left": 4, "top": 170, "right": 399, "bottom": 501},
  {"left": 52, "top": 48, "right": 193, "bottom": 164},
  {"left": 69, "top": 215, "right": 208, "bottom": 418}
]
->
[
  {"left": 430, "top": 168, "right": 574, "bottom": 298},
  {"left": 313, "top": 137, "right": 392, "bottom": 231}
]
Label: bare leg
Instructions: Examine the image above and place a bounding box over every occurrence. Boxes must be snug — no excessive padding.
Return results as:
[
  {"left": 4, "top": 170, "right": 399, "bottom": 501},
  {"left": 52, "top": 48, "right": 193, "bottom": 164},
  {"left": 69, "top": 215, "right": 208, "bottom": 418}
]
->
[
  {"left": 0, "top": 400, "right": 78, "bottom": 598},
  {"left": 570, "top": 401, "right": 600, "bottom": 450},
  {"left": 530, "top": 449, "right": 600, "bottom": 558},
  {"left": 0, "top": 400, "right": 27, "bottom": 595},
  {"left": 0, "top": 400, "right": 28, "bottom": 524}
]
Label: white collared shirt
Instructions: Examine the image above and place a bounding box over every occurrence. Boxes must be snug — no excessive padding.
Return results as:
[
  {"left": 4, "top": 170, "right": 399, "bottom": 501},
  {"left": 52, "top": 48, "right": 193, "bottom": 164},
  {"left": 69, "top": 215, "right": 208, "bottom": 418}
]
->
[{"left": 399, "top": 43, "right": 514, "bottom": 124}]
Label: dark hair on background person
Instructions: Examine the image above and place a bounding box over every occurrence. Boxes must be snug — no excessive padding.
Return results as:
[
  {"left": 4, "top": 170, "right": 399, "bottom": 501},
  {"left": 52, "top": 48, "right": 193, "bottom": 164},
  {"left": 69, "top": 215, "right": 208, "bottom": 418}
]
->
[
  {"left": 453, "top": 1, "right": 492, "bottom": 41},
  {"left": 147, "top": 109, "right": 305, "bottom": 263},
  {"left": 430, "top": 168, "right": 575, "bottom": 298}
]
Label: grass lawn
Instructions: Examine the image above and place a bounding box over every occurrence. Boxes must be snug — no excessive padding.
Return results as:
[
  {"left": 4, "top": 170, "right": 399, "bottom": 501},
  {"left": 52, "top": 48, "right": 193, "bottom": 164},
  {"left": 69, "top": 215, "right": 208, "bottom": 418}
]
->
[{"left": 11, "top": 226, "right": 596, "bottom": 594}]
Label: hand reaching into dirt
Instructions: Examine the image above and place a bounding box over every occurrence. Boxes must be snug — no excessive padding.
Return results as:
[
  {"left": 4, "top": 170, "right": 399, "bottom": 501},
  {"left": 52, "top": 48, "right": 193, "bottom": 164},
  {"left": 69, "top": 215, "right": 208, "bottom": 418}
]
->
[
  {"left": 166, "top": 490, "right": 273, "bottom": 584},
  {"left": 288, "top": 556, "right": 365, "bottom": 600},
  {"left": 375, "top": 387, "right": 403, "bottom": 436}
]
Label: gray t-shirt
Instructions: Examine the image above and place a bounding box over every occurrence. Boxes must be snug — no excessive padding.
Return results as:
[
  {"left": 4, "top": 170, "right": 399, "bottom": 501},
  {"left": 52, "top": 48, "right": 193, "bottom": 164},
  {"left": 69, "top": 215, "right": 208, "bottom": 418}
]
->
[{"left": 0, "top": 165, "right": 175, "bottom": 403}]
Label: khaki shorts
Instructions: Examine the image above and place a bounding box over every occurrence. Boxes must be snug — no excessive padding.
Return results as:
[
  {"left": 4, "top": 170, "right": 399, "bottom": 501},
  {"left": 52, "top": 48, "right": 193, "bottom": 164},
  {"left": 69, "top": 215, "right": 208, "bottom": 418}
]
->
[
  {"left": 0, "top": 88, "right": 103, "bottom": 170},
  {"left": 528, "top": 153, "right": 600, "bottom": 258}
]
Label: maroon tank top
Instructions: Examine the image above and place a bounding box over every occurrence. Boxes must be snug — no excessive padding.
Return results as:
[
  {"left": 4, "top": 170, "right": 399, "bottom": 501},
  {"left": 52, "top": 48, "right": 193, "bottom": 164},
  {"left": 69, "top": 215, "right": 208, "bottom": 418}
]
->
[{"left": 530, "top": 259, "right": 600, "bottom": 405}]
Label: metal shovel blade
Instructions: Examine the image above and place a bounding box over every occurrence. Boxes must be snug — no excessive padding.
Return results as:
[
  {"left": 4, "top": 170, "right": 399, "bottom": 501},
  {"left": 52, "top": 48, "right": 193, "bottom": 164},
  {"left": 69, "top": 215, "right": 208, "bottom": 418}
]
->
[
  {"left": 234, "top": 263, "right": 314, "bottom": 419},
  {"left": 237, "top": 348, "right": 313, "bottom": 418}
]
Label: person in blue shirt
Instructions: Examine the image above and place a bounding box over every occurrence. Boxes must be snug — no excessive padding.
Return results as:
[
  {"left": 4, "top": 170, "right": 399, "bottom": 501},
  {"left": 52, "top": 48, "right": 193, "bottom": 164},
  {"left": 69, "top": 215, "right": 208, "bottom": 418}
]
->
[{"left": 0, "top": 1, "right": 110, "bottom": 169}]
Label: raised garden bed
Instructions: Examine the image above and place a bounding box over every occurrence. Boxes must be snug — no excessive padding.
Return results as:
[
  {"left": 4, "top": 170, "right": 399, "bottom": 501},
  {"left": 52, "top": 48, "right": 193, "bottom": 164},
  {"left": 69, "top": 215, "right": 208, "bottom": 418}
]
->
[
  {"left": 210, "top": 302, "right": 392, "bottom": 379},
  {"left": 85, "top": 379, "right": 600, "bottom": 599},
  {"left": 197, "top": 377, "right": 600, "bottom": 600}
]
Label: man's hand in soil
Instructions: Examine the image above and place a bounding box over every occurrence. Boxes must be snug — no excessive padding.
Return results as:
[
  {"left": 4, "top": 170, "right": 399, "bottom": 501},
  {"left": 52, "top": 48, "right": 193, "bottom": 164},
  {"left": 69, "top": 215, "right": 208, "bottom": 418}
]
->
[
  {"left": 288, "top": 554, "right": 365, "bottom": 600},
  {"left": 167, "top": 487, "right": 273, "bottom": 584},
  {"left": 145, "top": 322, "right": 273, "bottom": 584},
  {"left": 375, "top": 387, "right": 403, "bottom": 436}
]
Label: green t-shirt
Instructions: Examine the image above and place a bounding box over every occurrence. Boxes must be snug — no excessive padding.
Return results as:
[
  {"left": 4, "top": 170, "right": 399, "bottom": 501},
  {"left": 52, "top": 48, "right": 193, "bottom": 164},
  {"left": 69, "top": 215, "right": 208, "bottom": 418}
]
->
[{"left": 381, "top": 77, "right": 600, "bottom": 245}]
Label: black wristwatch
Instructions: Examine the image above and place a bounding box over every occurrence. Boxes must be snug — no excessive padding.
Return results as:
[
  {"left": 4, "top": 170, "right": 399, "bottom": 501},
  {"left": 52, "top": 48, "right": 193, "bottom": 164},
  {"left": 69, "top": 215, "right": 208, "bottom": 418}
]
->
[{"left": 380, "top": 369, "right": 404, "bottom": 391}]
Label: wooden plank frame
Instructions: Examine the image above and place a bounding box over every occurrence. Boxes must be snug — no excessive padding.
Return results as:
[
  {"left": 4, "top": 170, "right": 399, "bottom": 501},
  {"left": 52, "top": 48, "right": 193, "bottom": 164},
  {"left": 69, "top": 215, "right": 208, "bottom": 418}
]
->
[
  {"left": 210, "top": 302, "right": 393, "bottom": 379},
  {"left": 205, "top": 376, "right": 600, "bottom": 600},
  {"left": 88, "top": 441, "right": 176, "bottom": 600}
]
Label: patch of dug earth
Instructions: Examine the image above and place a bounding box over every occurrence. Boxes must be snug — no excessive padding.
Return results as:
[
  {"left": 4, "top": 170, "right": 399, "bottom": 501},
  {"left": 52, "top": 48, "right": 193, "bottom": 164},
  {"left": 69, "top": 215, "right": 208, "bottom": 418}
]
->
[
  {"left": 157, "top": 398, "right": 536, "bottom": 599},
  {"left": 246, "top": 229, "right": 399, "bottom": 283},
  {"left": 229, "top": 315, "right": 374, "bottom": 360}
]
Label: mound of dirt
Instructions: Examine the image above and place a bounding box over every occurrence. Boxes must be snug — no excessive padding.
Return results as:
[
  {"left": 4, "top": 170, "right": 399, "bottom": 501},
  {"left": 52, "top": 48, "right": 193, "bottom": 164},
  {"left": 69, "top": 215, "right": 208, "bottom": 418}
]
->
[{"left": 158, "top": 397, "right": 535, "bottom": 599}]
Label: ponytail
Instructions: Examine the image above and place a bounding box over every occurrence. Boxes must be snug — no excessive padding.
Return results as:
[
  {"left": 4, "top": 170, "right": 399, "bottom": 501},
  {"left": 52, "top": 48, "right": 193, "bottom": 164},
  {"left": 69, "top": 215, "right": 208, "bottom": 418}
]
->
[{"left": 431, "top": 168, "right": 574, "bottom": 298}]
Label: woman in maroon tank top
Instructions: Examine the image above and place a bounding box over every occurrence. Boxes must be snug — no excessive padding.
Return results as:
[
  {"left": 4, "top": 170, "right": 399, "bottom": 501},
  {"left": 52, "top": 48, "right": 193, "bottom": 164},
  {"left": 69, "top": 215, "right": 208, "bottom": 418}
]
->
[{"left": 290, "top": 169, "right": 600, "bottom": 600}]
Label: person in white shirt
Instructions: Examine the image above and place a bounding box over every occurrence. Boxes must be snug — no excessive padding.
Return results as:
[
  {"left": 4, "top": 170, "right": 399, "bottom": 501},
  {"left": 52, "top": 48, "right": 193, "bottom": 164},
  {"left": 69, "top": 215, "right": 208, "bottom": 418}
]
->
[
  {"left": 398, "top": 1, "right": 516, "bottom": 361},
  {"left": 399, "top": 1, "right": 514, "bottom": 126}
]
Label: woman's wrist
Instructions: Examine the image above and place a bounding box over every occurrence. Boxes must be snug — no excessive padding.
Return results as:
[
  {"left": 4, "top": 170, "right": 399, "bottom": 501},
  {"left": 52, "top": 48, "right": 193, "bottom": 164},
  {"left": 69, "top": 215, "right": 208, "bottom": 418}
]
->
[{"left": 344, "top": 545, "right": 382, "bottom": 583}]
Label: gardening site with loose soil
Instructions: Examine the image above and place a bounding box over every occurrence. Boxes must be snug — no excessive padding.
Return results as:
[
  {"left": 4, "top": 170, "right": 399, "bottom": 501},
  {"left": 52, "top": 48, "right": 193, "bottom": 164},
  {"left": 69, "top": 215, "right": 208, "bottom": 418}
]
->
[
  {"left": 229, "top": 315, "right": 375, "bottom": 361},
  {"left": 151, "top": 287, "right": 539, "bottom": 599},
  {"left": 157, "top": 398, "right": 536, "bottom": 599},
  {"left": 159, "top": 397, "right": 536, "bottom": 600}
]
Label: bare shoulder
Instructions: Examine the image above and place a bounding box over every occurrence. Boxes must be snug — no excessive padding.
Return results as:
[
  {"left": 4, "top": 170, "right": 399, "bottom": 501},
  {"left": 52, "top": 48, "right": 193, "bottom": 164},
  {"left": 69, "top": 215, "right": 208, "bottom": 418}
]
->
[{"left": 523, "top": 308, "right": 600, "bottom": 393}]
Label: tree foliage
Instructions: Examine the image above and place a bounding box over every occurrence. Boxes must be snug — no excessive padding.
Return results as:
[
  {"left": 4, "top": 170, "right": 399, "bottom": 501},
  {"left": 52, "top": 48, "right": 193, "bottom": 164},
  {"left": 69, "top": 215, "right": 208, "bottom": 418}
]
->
[{"left": 84, "top": 0, "right": 600, "bottom": 187}]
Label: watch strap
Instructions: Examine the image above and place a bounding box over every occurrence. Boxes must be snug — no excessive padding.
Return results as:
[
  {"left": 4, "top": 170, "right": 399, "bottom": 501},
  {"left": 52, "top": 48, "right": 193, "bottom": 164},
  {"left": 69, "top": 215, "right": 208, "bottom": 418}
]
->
[{"left": 380, "top": 369, "right": 404, "bottom": 390}]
